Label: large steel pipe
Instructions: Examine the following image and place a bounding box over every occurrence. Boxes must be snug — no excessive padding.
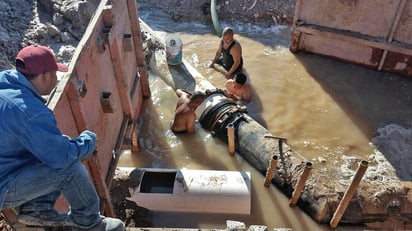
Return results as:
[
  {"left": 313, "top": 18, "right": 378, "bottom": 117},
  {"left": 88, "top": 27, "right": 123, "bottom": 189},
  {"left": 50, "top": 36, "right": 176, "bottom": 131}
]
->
[
  {"left": 194, "top": 93, "right": 349, "bottom": 223},
  {"left": 196, "top": 93, "right": 276, "bottom": 172}
]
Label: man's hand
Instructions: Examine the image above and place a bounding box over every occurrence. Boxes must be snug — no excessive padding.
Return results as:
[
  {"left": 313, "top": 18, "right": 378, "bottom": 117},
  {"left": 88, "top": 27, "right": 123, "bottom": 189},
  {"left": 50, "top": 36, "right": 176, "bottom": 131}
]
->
[
  {"left": 225, "top": 72, "right": 233, "bottom": 79},
  {"left": 209, "top": 61, "right": 215, "bottom": 68}
]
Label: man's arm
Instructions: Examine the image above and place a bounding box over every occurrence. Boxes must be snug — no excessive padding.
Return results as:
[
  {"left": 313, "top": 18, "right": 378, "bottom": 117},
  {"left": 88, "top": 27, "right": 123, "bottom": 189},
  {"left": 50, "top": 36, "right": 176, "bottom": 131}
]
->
[
  {"left": 209, "top": 41, "right": 223, "bottom": 67},
  {"left": 186, "top": 113, "right": 196, "bottom": 133},
  {"left": 241, "top": 90, "right": 252, "bottom": 103},
  {"left": 224, "top": 80, "right": 240, "bottom": 101},
  {"left": 22, "top": 112, "right": 96, "bottom": 169},
  {"left": 176, "top": 89, "right": 192, "bottom": 98},
  {"left": 176, "top": 89, "right": 184, "bottom": 97}
]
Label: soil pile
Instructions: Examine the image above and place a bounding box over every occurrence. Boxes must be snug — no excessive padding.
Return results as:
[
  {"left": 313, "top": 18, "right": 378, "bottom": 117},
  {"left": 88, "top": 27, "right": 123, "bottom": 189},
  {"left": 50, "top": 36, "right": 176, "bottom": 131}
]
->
[{"left": 138, "top": 0, "right": 295, "bottom": 25}]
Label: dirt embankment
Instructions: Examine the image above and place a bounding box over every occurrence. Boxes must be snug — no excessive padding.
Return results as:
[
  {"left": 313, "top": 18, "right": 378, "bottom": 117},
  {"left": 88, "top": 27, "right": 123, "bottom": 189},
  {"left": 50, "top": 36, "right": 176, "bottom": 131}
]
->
[{"left": 137, "top": 0, "right": 296, "bottom": 25}]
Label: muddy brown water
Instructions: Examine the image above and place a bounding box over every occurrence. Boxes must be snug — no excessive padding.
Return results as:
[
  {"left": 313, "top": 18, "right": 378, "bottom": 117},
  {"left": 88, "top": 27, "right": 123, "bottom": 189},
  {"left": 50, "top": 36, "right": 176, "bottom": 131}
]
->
[{"left": 118, "top": 10, "right": 412, "bottom": 230}]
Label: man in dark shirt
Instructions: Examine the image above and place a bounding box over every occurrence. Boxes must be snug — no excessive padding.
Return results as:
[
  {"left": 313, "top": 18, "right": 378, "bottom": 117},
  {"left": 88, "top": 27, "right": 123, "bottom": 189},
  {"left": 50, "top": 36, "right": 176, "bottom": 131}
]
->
[{"left": 209, "top": 27, "right": 244, "bottom": 79}]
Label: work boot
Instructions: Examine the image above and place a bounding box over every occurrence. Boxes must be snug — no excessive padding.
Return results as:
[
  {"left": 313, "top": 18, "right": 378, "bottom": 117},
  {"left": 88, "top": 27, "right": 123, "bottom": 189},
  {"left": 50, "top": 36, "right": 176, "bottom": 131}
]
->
[{"left": 75, "top": 216, "right": 125, "bottom": 231}]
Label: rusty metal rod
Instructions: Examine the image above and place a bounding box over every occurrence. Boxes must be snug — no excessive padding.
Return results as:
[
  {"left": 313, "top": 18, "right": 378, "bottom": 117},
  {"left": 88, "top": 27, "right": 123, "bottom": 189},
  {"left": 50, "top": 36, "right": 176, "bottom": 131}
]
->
[
  {"left": 264, "top": 155, "right": 279, "bottom": 187},
  {"left": 289, "top": 162, "right": 313, "bottom": 206},
  {"left": 330, "top": 160, "right": 369, "bottom": 229},
  {"left": 264, "top": 134, "right": 287, "bottom": 142},
  {"left": 227, "top": 124, "right": 235, "bottom": 155}
]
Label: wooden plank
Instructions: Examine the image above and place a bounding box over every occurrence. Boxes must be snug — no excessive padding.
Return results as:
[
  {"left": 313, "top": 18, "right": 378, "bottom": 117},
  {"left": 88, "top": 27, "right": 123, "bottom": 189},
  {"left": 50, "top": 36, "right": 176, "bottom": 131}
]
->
[
  {"left": 66, "top": 72, "right": 115, "bottom": 217},
  {"left": 84, "top": 153, "right": 114, "bottom": 217},
  {"left": 127, "top": 0, "right": 151, "bottom": 98},
  {"left": 55, "top": 1, "right": 118, "bottom": 216},
  {"left": 295, "top": 26, "right": 412, "bottom": 56},
  {"left": 105, "top": 118, "right": 133, "bottom": 188},
  {"left": 291, "top": 0, "right": 412, "bottom": 77},
  {"left": 47, "top": 0, "right": 110, "bottom": 110},
  {"left": 27, "top": 0, "right": 148, "bottom": 221},
  {"left": 294, "top": 0, "right": 400, "bottom": 38},
  {"left": 1, "top": 209, "right": 47, "bottom": 230},
  {"left": 393, "top": 0, "right": 412, "bottom": 44},
  {"left": 293, "top": 25, "right": 412, "bottom": 77}
]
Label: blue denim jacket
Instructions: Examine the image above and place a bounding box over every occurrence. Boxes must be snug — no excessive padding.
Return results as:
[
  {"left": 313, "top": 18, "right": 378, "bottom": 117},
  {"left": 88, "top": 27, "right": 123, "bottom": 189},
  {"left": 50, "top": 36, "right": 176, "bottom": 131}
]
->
[{"left": 0, "top": 69, "right": 96, "bottom": 208}]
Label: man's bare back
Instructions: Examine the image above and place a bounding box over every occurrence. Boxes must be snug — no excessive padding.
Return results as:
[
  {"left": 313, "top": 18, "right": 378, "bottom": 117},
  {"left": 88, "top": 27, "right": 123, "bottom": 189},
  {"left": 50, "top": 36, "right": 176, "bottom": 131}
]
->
[
  {"left": 170, "top": 89, "right": 207, "bottom": 133},
  {"left": 224, "top": 73, "right": 252, "bottom": 102},
  {"left": 171, "top": 89, "right": 197, "bottom": 133}
]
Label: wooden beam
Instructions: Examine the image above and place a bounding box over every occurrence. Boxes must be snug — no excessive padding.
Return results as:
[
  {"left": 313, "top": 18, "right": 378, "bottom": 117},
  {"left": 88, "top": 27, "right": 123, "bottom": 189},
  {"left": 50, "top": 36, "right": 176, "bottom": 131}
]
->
[
  {"left": 295, "top": 26, "right": 412, "bottom": 56},
  {"left": 126, "top": 0, "right": 151, "bottom": 98}
]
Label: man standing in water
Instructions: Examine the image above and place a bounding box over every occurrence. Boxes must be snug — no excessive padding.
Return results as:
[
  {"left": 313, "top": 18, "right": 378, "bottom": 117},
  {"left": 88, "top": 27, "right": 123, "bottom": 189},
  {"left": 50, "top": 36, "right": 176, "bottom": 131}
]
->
[
  {"left": 209, "top": 27, "right": 244, "bottom": 79},
  {"left": 0, "top": 45, "right": 125, "bottom": 230},
  {"left": 171, "top": 89, "right": 206, "bottom": 133},
  {"left": 224, "top": 72, "right": 252, "bottom": 103}
]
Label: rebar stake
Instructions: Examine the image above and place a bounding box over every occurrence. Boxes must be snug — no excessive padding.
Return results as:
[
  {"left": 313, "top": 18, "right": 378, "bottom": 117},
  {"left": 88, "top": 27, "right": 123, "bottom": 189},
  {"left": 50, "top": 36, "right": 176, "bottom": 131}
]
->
[
  {"left": 289, "top": 162, "right": 313, "bottom": 206},
  {"left": 264, "top": 155, "right": 279, "bottom": 187},
  {"left": 227, "top": 124, "right": 235, "bottom": 155},
  {"left": 330, "top": 160, "right": 369, "bottom": 229}
]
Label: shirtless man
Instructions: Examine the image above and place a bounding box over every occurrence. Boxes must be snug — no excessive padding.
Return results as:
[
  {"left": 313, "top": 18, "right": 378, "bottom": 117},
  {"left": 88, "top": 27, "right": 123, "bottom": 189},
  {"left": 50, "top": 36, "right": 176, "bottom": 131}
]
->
[
  {"left": 171, "top": 89, "right": 206, "bottom": 133},
  {"left": 209, "top": 27, "right": 243, "bottom": 79},
  {"left": 224, "top": 72, "right": 252, "bottom": 103}
]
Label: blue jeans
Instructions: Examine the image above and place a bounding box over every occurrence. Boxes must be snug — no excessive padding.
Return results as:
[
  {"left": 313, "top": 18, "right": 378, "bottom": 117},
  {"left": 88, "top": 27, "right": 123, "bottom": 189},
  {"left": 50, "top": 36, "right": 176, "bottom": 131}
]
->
[{"left": 2, "top": 161, "right": 101, "bottom": 229}]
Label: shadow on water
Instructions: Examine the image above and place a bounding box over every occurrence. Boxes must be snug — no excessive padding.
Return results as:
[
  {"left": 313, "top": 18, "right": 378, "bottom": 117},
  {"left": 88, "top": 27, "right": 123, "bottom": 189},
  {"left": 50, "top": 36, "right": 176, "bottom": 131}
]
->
[
  {"left": 295, "top": 52, "right": 412, "bottom": 137},
  {"left": 135, "top": 97, "right": 178, "bottom": 168},
  {"left": 244, "top": 77, "right": 267, "bottom": 128},
  {"left": 294, "top": 51, "right": 412, "bottom": 180}
]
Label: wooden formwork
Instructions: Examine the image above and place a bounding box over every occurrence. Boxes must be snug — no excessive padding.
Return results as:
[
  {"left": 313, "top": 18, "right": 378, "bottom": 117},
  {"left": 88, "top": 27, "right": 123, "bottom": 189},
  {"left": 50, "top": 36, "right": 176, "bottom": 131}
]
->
[
  {"left": 48, "top": 0, "right": 150, "bottom": 216},
  {"left": 290, "top": 0, "right": 412, "bottom": 77},
  {"left": 2, "top": 0, "right": 149, "bottom": 228}
]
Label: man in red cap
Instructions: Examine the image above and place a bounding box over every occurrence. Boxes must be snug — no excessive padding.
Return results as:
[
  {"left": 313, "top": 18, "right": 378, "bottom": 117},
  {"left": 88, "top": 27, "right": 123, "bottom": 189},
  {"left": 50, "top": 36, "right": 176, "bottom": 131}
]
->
[{"left": 0, "top": 45, "right": 125, "bottom": 230}]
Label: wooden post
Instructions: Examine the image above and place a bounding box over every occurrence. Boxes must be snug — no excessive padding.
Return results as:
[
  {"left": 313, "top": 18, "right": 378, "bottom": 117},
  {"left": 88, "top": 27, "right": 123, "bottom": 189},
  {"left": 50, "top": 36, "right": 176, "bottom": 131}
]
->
[
  {"left": 330, "top": 160, "right": 369, "bottom": 229},
  {"left": 264, "top": 155, "right": 279, "bottom": 187},
  {"left": 289, "top": 162, "right": 313, "bottom": 206},
  {"left": 378, "top": 0, "right": 406, "bottom": 71},
  {"left": 227, "top": 124, "right": 235, "bottom": 155}
]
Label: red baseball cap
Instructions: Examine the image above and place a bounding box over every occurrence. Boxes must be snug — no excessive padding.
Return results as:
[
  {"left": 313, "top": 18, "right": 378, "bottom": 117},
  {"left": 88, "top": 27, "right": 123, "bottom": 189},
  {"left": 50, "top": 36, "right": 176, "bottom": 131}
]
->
[{"left": 16, "top": 45, "right": 69, "bottom": 75}]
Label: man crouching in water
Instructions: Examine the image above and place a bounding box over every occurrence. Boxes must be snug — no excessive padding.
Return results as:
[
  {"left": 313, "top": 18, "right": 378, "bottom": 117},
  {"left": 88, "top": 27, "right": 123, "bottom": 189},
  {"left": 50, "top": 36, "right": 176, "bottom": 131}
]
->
[{"left": 171, "top": 89, "right": 206, "bottom": 133}]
